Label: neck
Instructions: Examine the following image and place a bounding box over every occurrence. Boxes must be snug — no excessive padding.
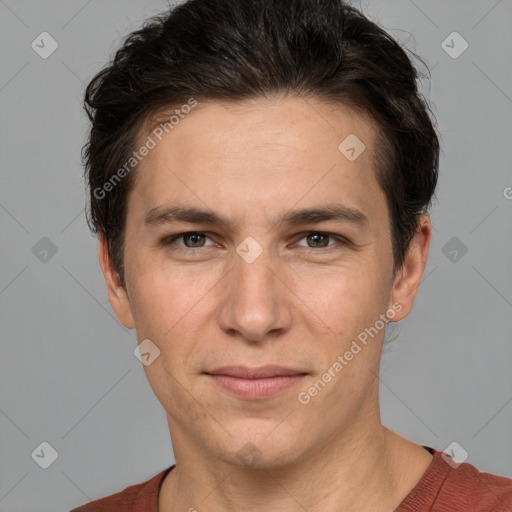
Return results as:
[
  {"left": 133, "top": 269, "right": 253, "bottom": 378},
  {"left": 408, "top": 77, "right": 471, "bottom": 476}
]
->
[{"left": 159, "top": 412, "right": 431, "bottom": 512}]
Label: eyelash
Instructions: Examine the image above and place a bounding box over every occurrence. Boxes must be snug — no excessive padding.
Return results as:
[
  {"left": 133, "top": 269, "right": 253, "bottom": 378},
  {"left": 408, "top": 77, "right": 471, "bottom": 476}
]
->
[{"left": 161, "top": 231, "right": 350, "bottom": 251}]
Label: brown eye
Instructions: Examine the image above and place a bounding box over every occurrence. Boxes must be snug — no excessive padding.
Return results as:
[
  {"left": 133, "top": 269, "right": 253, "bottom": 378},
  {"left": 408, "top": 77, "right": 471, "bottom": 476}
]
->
[
  {"left": 295, "top": 231, "right": 342, "bottom": 249},
  {"left": 162, "top": 232, "right": 215, "bottom": 249},
  {"left": 306, "top": 232, "right": 331, "bottom": 248},
  {"left": 181, "top": 232, "right": 206, "bottom": 247}
]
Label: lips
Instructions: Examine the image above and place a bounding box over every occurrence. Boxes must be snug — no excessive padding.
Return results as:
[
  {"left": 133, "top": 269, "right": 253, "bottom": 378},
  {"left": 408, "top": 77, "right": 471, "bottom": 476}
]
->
[
  {"left": 204, "top": 365, "right": 308, "bottom": 399},
  {"left": 204, "top": 365, "right": 307, "bottom": 379}
]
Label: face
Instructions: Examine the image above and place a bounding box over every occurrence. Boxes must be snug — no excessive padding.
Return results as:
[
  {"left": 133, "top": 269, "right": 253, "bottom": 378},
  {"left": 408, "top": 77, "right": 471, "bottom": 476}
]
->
[{"left": 99, "top": 96, "right": 430, "bottom": 470}]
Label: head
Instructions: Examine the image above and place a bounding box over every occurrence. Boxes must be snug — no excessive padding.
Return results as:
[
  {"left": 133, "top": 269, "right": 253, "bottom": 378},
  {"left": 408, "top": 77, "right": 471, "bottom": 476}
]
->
[{"left": 84, "top": 0, "right": 438, "bottom": 469}]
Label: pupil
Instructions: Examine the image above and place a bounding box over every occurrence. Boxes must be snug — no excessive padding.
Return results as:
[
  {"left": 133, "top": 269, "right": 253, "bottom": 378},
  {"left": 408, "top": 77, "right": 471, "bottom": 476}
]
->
[
  {"left": 309, "top": 233, "right": 327, "bottom": 247},
  {"left": 186, "top": 233, "right": 203, "bottom": 247}
]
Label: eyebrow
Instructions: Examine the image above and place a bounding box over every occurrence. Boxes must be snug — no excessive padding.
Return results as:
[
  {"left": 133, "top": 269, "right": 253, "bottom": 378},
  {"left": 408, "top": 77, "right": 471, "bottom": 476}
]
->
[{"left": 144, "top": 203, "right": 369, "bottom": 230}]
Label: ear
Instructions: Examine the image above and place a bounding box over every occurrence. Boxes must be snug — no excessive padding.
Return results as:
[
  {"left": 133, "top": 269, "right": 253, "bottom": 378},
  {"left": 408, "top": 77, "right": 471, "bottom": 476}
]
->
[
  {"left": 98, "top": 232, "right": 135, "bottom": 329},
  {"left": 388, "top": 214, "right": 432, "bottom": 322}
]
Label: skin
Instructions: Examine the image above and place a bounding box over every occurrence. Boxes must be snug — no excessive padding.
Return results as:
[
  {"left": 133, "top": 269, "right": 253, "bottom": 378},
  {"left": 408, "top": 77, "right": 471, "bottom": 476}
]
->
[{"left": 98, "top": 96, "right": 433, "bottom": 512}]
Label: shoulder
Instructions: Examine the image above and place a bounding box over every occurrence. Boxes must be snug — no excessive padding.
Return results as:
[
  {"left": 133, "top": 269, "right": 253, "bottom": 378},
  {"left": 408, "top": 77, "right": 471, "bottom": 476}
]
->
[
  {"left": 69, "top": 466, "right": 174, "bottom": 512},
  {"left": 398, "top": 447, "right": 512, "bottom": 512},
  {"left": 436, "top": 454, "right": 512, "bottom": 511}
]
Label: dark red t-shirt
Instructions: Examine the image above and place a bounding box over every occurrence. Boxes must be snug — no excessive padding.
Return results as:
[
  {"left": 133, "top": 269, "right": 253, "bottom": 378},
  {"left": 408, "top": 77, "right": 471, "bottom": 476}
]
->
[{"left": 70, "top": 446, "right": 512, "bottom": 511}]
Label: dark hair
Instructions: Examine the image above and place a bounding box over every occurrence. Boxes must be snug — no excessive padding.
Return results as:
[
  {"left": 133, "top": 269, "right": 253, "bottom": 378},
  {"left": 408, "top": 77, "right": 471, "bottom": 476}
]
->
[{"left": 83, "top": 0, "right": 439, "bottom": 287}]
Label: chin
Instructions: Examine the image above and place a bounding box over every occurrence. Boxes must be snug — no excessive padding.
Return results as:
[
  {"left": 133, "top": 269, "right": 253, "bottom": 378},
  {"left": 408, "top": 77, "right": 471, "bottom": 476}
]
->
[{"left": 214, "top": 425, "right": 306, "bottom": 471}]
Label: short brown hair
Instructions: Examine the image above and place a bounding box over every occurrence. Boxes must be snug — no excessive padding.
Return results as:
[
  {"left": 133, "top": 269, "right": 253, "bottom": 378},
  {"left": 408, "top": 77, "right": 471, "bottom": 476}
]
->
[{"left": 83, "top": 0, "right": 439, "bottom": 287}]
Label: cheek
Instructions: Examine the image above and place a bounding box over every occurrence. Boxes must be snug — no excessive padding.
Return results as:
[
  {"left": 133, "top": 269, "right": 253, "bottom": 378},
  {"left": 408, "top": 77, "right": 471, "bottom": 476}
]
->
[
  {"left": 292, "top": 263, "right": 387, "bottom": 336},
  {"left": 127, "top": 262, "right": 216, "bottom": 376},
  {"left": 126, "top": 254, "right": 207, "bottom": 335}
]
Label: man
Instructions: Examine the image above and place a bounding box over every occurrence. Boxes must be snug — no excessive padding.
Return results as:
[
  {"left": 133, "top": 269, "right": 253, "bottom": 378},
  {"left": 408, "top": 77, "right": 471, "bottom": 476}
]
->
[{"left": 72, "top": 0, "right": 512, "bottom": 510}]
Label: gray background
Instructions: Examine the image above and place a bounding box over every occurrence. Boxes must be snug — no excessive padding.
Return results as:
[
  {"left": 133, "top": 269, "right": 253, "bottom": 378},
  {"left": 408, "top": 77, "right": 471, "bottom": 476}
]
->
[{"left": 0, "top": 0, "right": 511, "bottom": 510}]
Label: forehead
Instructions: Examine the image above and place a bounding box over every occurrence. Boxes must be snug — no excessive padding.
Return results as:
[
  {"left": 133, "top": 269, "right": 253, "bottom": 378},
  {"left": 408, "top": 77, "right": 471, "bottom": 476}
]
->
[{"left": 129, "top": 96, "right": 385, "bottom": 229}]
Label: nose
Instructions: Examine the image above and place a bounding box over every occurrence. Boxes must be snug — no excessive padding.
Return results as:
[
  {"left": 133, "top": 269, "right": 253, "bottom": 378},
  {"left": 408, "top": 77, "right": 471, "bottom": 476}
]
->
[{"left": 217, "top": 246, "right": 293, "bottom": 343}]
